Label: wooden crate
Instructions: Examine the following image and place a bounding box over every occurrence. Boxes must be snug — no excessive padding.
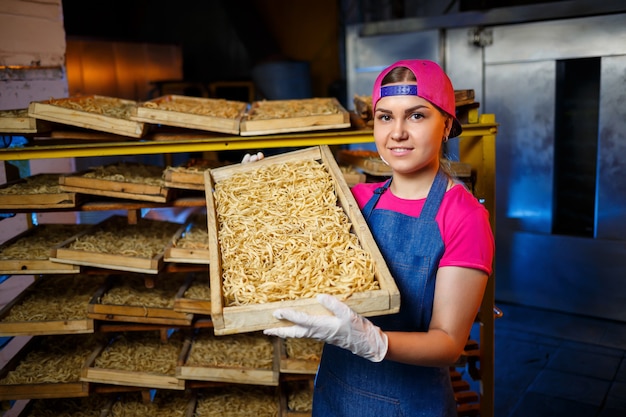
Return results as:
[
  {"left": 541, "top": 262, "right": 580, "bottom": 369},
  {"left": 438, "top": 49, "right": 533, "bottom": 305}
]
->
[
  {"left": 205, "top": 146, "right": 399, "bottom": 335},
  {"left": 131, "top": 95, "right": 247, "bottom": 135},
  {"left": 50, "top": 216, "right": 180, "bottom": 274},
  {"left": 239, "top": 98, "right": 350, "bottom": 136},
  {"left": 0, "top": 223, "right": 88, "bottom": 275},
  {"left": 0, "top": 108, "right": 51, "bottom": 134},
  {"left": 193, "top": 385, "right": 281, "bottom": 417},
  {"left": 103, "top": 390, "right": 194, "bottom": 417},
  {"left": 279, "top": 338, "right": 322, "bottom": 375},
  {"left": 81, "top": 331, "right": 186, "bottom": 390},
  {"left": 173, "top": 270, "right": 211, "bottom": 315},
  {"left": 176, "top": 329, "right": 280, "bottom": 386},
  {"left": 28, "top": 95, "right": 147, "bottom": 138},
  {"left": 88, "top": 273, "right": 193, "bottom": 326},
  {"left": 0, "top": 274, "right": 105, "bottom": 336},
  {"left": 59, "top": 163, "right": 173, "bottom": 203},
  {"left": 281, "top": 378, "right": 314, "bottom": 417},
  {"left": 163, "top": 158, "right": 227, "bottom": 190},
  {"left": 0, "top": 173, "right": 80, "bottom": 210},
  {"left": 15, "top": 395, "right": 113, "bottom": 417},
  {"left": 336, "top": 149, "right": 391, "bottom": 176},
  {"left": 0, "top": 334, "right": 100, "bottom": 400},
  {"left": 165, "top": 215, "right": 210, "bottom": 264}
]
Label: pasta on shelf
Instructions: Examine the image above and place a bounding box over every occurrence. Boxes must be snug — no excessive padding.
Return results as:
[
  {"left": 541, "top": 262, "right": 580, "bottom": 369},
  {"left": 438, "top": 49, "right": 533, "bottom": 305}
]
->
[
  {"left": 110, "top": 390, "right": 190, "bottom": 417},
  {"left": 1, "top": 274, "right": 104, "bottom": 323},
  {"left": 0, "top": 334, "right": 100, "bottom": 385},
  {"left": 93, "top": 331, "right": 183, "bottom": 375},
  {"left": 195, "top": 385, "right": 279, "bottom": 417},
  {"left": 186, "top": 331, "right": 274, "bottom": 370}
]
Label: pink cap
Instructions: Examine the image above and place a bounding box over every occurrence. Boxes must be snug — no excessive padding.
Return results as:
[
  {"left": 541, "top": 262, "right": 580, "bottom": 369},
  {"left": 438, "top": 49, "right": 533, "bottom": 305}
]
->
[{"left": 372, "top": 59, "right": 462, "bottom": 138}]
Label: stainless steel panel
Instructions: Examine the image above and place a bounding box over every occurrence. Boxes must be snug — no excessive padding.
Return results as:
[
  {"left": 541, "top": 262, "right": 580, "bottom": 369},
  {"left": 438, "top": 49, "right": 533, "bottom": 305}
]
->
[
  {"left": 597, "top": 55, "right": 626, "bottom": 239},
  {"left": 497, "top": 231, "right": 626, "bottom": 322},
  {"left": 485, "top": 14, "right": 626, "bottom": 64},
  {"left": 346, "top": 25, "right": 440, "bottom": 101},
  {"left": 485, "top": 60, "right": 555, "bottom": 234}
]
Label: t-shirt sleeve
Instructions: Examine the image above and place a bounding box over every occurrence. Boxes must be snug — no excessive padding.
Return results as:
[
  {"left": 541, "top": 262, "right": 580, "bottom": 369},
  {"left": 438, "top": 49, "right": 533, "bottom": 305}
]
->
[{"left": 439, "top": 191, "right": 494, "bottom": 276}]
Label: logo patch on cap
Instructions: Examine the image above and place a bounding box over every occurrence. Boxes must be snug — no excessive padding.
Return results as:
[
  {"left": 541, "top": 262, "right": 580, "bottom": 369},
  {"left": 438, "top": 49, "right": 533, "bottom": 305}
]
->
[{"left": 380, "top": 84, "right": 418, "bottom": 98}]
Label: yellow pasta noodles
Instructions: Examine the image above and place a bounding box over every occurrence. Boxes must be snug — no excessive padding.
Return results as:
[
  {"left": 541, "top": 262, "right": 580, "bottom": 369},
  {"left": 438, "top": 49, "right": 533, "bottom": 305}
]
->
[
  {"left": 186, "top": 331, "right": 273, "bottom": 369},
  {"left": 143, "top": 97, "right": 245, "bottom": 119},
  {"left": 195, "top": 386, "right": 278, "bottom": 417},
  {"left": 0, "top": 335, "right": 100, "bottom": 385},
  {"left": 110, "top": 391, "right": 189, "bottom": 417},
  {"left": 2, "top": 274, "right": 105, "bottom": 322},
  {"left": 214, "top": 159, "right": 378, "bottom": 306},
  {"left": 94, "top": 331, "right": 183, "bottom": 375}
]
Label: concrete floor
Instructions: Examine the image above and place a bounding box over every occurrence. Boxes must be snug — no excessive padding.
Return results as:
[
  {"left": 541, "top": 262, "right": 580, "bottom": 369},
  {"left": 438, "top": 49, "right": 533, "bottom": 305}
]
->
[{"left": 492, "top": 302, "right": 626, "bottom": 416}]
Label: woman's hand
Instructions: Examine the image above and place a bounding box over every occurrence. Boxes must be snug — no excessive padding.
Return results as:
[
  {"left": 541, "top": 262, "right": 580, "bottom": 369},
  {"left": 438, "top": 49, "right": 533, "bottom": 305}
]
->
[{"left": 263, "top": 294, "right": 388, "bottom": 362}]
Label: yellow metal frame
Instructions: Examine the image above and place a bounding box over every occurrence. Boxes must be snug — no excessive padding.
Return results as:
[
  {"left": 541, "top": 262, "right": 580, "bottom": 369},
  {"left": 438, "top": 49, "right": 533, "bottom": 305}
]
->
[
  {"left": 458, "top": 113, "right": 498, "bottom": 417},
  {"left": 0, "top": 119, "right": 497, "bottom": 161}
]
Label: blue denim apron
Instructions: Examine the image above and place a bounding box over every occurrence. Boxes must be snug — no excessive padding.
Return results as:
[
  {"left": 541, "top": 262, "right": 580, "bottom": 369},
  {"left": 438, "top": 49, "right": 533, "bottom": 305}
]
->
[{"left": 312, "top": 169, "right": 457, "bottom": 417}]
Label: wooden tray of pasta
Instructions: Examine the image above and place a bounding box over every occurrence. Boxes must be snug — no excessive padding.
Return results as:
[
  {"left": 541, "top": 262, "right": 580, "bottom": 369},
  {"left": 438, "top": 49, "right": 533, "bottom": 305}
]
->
[
  {"left": 87, "top": 273, "right": 193, "bottom": 326},
  {"left": 239, "top": 98, "right": 350, "bottom": 136},
  {"left": 59, "top": 163, "right": 172, "bottom": 203},
  {"left": 0, "top": 224, "right": 86, "bottom": 275},
  {"left": 176, "top": 329, "right": 280, "bottom": 386},
  {"left": 0, "top": 174, "right": 79, "bottom": 210},
  {"left": 50, "top": 216, "right": 181, "bottom": 274},
  {"left": 28, "top": 95, "right": 146, "bottom": 138},
  {"left": 0, "top": 108, "right": 51, "bottom": 133},
  {"left": 131, "top": 95, "right": 247, "bottom": 134},
  {"left": 0, "top": 274, "right": 104, "bottom": 336},
  {"left": 0, "top": 334, "right": 99, "bottom": 400},
  {"left": 205, "top": 145, "right": 399, "bottom": 335}
]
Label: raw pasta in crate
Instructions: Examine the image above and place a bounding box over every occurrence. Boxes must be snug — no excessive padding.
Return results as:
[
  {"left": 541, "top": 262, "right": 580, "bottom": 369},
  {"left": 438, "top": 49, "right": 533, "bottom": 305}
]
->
[
  {"left": 0, "top": 223, "right": 88, "bottom": 275},
  {"left": 81, "top": 330, "right": 186, "bottom": 390},
  {"left": 239, "top": 97, "right": 350, "bottom": 136},
  {"left": 193, "top": 385, "right": 281, "bottom": 417},
  {"left": 0, "top": 274, "right": 106, "bottom": 337},
  {"left": 88, "top": 272, "right": 193, "bottom": 326},
  {"left": 0, "top": 108, "right": 51, "bottom": 134},
  {"left": 163, "top": 158, "right": 228, "bottom": 190},
  {"left": 165, "top": 213, "right": 210, "bottom": 264},
  {"left": 174, "top": 270, "right": 211, "bottom": 315},
  {"left": 50, "top": 215, "right": 181, "bottom": 274},
  {"left": 279, "top": 338, "right": 323, "bottom": 375},
  {"left": 177, "top": 328, "right": 280, "bottom": 386},
  {"left": 59, "top": 162, "right": 173, "bottom": 203},
  {"left": 282, "top": 378, "right": 314, "bottom": 416},
  {"left": 107, "top": 390, "right": 193, "bottom": 417},
  {"left": 205, "top": 145, "right": 399, "bottom": 335},
  {"left": 17, "top": 395, "right": 112, "bottom": 417},
  {"left": 0, "top": 173, "right": 80, "bottom": 210},
  {"left": 28, "top": 95, "right": 146, "bottom": 138},
  {"left": 0, "top": 334, "right": 101, "bottom": 400},
  {"left": 131, "top": 95, "right": 247, "bottom": 135}
]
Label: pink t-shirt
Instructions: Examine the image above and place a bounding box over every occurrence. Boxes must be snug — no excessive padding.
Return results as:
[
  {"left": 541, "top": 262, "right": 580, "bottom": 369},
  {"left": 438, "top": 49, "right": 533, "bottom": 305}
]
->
[{"left": 352, "top": 181, "right": 494, "bottom": 275}]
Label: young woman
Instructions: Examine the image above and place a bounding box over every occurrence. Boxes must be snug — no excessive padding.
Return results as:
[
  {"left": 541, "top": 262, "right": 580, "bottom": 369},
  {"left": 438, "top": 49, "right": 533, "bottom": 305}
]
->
[{"left": 263, "top": 59, "right": 495, "bottom": 416}]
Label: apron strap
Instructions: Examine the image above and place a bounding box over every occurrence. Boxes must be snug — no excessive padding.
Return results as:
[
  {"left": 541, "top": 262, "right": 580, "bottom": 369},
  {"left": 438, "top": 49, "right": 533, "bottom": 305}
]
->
[
  {"left": 362, "top": 178, "right": 391, "bottom": 220},
  {"left": 420, "top": 168, "right": 448, "bottom": 221}
]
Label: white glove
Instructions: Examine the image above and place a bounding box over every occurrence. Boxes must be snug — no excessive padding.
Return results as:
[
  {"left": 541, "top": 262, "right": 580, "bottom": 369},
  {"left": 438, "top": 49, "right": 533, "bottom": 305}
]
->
[
  {"left": 241, "top": 152, "right": 264, "bottom": 163},
  {"left": 263, "top": 294, "right": 388, "bottom": 362}
]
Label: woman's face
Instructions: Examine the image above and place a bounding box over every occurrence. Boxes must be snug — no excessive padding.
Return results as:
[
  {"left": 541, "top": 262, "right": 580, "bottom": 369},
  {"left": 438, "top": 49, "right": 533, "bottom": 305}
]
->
[{"left": 373, "top": 83, "right": 450, "bottom": 176}]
